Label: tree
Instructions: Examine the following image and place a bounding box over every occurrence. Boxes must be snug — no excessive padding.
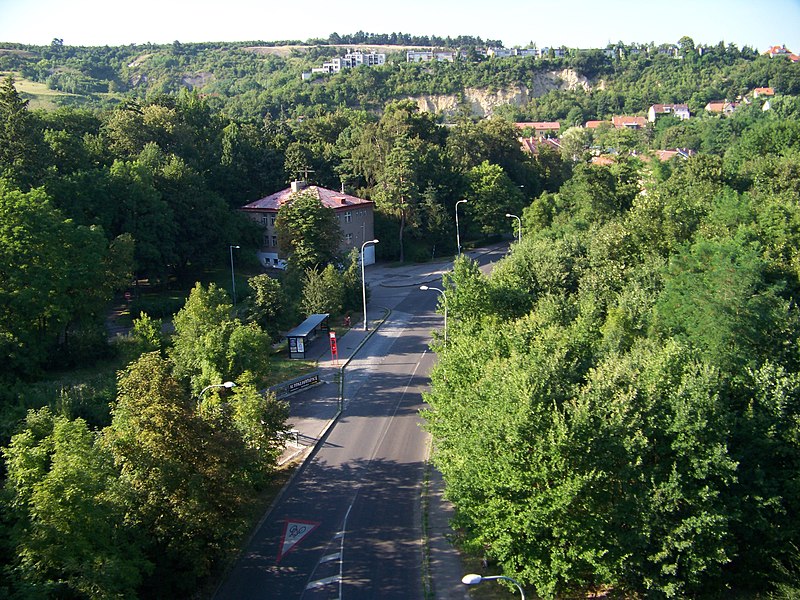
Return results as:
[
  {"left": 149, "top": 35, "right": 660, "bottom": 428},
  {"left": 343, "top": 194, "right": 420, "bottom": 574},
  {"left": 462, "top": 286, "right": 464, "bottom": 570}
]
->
[
  {"left": 373, "top": 135, "right": 419, "bottom": 262},
  {"left": 246, "top": 273, "right": 289, "bottom": 342},
  {"left": 3, "top": 408, "right": 150, "bottom": 598},
  {"left": 0, "top": 181, "right": 130, "bottom": 379},
  {"left": 301, "top": 264, "right": 344, "bottom": 316},
  {"left": 170, "top": 282, "right": 272, "bottom": 393},
  {"left": 228, "top": 372, "right": 289, "bottom": 469},
  {"left": 0, "top": 76, "right": 44, "bottom": 188},
  {"left": 275, "top": 189, "right": 343, "bottom": 271},
  {"left": 104, "top": 352, "right": 254, "bottom": 595},
  {"left": 466, "top": 161, "right": 525, "bottom": 236}
]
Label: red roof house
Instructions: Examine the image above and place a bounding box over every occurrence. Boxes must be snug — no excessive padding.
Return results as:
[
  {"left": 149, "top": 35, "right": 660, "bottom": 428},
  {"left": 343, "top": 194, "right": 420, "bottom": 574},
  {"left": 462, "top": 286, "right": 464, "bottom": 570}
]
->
[{"left": 240, "top": 181, "right": 375, "bottom": 269}]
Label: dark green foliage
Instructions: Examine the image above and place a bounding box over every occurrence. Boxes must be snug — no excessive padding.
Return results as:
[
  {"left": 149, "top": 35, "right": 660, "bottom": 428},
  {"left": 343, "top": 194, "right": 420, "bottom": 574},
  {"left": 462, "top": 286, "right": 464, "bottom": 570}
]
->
[
  {"left": 426, "top": 111, "right": 800, "bottom": 598},
  {"left": 275, "top": 189, "right": 343, "bottom": 271}
]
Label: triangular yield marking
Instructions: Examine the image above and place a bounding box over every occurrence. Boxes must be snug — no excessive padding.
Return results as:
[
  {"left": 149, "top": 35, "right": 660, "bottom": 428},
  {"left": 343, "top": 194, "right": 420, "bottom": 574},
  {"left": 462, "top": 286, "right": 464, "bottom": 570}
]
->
[{"left": 277, "top": 519, "right": 320, "bottom": 563}]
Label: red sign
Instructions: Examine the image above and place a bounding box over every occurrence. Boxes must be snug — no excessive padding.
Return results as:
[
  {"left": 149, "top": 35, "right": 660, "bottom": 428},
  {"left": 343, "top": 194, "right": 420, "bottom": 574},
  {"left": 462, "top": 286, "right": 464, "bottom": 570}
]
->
[{"left": 329, "top": 331, "right": 338, "bottom": 359}]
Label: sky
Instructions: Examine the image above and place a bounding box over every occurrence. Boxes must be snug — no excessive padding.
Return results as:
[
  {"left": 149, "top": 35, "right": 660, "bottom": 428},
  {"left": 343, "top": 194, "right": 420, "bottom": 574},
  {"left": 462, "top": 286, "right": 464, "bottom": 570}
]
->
[{"left": 0, "top": 0, "right": 798, "bottom": 52}]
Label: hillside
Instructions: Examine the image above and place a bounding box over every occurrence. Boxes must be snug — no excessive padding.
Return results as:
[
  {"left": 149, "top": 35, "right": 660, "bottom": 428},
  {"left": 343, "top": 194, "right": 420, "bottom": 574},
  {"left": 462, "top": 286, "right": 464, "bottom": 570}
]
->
[{"left": 1, "top": 39, "right": 797, "bottom": 121}]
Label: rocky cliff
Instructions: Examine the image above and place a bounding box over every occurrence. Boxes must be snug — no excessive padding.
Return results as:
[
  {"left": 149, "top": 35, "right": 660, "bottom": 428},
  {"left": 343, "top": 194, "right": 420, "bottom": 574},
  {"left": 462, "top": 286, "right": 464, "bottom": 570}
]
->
[{"left": 410, "top": 68, "right": 594, "bottom": 117}]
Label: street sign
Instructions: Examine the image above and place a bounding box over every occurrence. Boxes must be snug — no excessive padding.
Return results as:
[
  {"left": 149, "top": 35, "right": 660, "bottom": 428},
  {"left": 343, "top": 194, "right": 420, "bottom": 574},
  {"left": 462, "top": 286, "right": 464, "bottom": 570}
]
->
[
  {"left": 277, "top": 519, "right": 320, "bottom": 563},
  {"left": 329, "top": 331, "right": 338, "bottom": 362}
]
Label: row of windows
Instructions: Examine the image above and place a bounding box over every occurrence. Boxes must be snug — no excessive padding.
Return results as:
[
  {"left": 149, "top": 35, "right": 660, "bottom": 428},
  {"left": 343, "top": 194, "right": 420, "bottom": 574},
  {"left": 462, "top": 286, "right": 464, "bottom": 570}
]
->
[{"left": 262, "top": 235, "right": 278, "bottom": 247}]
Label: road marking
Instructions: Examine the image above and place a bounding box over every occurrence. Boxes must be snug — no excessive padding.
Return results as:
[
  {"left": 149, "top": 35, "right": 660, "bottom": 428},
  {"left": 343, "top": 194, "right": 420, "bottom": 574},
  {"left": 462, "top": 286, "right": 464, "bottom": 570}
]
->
[
  {"left": 277, "top": 519, "right": 320, "bottom": 563},
  {"left": 320, "top": 552, "right": 341, "bottom": 563},
  {"left": 306, "top": 575, "right": 341, "bottom": 589}
]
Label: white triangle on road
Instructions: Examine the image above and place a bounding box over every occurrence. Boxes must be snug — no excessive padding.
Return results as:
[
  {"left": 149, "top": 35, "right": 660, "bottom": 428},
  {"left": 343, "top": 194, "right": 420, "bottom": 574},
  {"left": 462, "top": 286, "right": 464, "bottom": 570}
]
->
[{"left": 277, "top": 519, "right": 320, "bottom": 563}]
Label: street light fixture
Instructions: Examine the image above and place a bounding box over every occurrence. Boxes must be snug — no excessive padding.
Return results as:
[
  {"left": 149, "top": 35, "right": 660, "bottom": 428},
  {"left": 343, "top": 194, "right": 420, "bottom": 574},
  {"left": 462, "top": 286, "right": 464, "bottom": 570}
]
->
[
  {"left": 229, "top": 245, "right": 241, "bottom": 306},
  {"left": 419, "top": 285, "right": 447, "bottom": 346},
  {"left": 462, "top": 574, "right": 526, "bottom": 599},
  {"left": 361, "top": 239, "right": 379, "bottom": 331},
  {"left": 505, "top": 213, "right": 522, "bottom": 244},
  {"left": 455, "top": 199, "right": 467, "bottom": 257},
  {"left": 198, "top": 381, "right": 236, "bottom": 399}
]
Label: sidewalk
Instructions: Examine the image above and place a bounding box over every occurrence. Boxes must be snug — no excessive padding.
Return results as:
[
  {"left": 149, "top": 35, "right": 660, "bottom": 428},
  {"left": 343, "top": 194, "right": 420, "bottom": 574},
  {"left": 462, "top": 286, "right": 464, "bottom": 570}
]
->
[{"left": 272, "top": 260, "right": 475, "bottom": 599}]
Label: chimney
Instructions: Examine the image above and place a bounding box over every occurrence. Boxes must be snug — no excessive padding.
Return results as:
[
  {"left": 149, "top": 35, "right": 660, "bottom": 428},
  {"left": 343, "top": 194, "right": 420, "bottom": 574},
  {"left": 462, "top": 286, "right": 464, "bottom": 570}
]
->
[{"left": 291, "top": 180, "right": 308, "bottom": 193}]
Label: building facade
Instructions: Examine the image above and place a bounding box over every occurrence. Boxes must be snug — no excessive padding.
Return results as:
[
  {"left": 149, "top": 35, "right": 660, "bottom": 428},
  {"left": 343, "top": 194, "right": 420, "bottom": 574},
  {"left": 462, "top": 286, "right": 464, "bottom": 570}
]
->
[{"left": 240, "top": 181, "right": 376, "bottom": 269}]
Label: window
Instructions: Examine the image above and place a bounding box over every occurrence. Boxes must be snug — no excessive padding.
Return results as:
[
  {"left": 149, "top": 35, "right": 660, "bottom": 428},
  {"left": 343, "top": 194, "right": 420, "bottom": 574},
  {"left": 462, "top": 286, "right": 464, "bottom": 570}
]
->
[
  {"left": 345, "top": 233, "right": 353, "bottom": 243},
  {"left": 270, "top": 215, "right": 276, "bottom": 226},
  {"left": 262, "top": 234, "right": 270, "bottom": 247},
  {"left": 344, "top": 211, "right": 352, "bottom": 223},
  {"left": 261, "top": 215, "right": 269, "bottom": 225},
  {"left": 271, "top": 236, "right": 277, "bottom": 247}
]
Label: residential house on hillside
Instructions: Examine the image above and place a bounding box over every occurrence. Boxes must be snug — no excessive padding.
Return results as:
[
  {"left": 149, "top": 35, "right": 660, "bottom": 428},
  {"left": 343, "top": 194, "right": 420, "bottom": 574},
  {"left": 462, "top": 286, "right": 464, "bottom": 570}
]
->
[
  {"left": 585, "top": 120, "right": 612, "bottom": 129},
  {"left": 705, "top": 101, "right": 738, "bottom": 115},
  {"left": 406, "top": 50, "right": 459, "bottom": 62},
  {"left": 752, "top": 87, "right": 775, "bottom": 98},
  {"left": 519, "top": 136, "right": 561, "bottom": 155},
  {"left": 765, "top": 45, "right": 800, "bottom": 62},
  {"left": 612, "top": 115, "right": 647, "bottom": 130},
  {"left": 240, "top": 181, "right": 376, "bottom": 269},
  {"left": 647, "top": 103, "right": 691, "bottom": 122},
  {"left": 515, "top": 121, "right": 561, "bottom": 137},
  {"left": 308, "top": 50, "right": 386, "bottom": 76}
]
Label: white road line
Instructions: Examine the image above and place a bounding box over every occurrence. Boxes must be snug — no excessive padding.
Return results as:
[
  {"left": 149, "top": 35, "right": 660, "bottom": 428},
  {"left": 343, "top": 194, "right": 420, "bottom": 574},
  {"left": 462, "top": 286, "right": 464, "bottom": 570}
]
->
[
  {"left": 320, "top": 552, "right": 341, "bottom": 563},
  {"left": 305, "top": 575, "right": 341, "bottom": 589}
]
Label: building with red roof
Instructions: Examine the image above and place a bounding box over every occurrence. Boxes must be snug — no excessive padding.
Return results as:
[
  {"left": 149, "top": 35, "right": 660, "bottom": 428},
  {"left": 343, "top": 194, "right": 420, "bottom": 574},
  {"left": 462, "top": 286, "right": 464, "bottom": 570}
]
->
[
  {"left": 612, "top": 115, "right": 647, "bottom": 130},
  {"left": 240, "top": 181, "right": 375, "bottom": 269},
  {"left": 515, "top": 122, "right": 561, "bottom": 137}
]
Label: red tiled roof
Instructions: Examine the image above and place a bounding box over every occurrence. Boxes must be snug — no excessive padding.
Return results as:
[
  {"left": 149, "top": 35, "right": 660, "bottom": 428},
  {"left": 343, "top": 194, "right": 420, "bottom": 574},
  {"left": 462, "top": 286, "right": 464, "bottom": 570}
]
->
[
  {"left": 612, "top": 115, "right": 647, "bottom": 129},
  {"left": 241, "top": 185, "right": 374, "bottom": 212},
  {"left": 591, "top": 155, "right": 615, "bottom": 166},
  {"left": 515, "top": 121, "right": 561, "bottom": 130},
  {"left": 585, "top": 120, "right": 611, "bottom": 129},
  {"left": 519, "top": 136, "right": 562, "bottom": 154},
  {"left": 753, "top": 87, "right": 775, "bottom": 96}
]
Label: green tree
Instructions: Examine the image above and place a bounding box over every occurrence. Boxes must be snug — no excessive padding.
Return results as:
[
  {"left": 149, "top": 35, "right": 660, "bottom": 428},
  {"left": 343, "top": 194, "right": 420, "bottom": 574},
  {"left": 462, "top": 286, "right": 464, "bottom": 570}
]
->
[
  {"left": 104, "top": 352, "right": 253, "bottom": 595},
  {"left": 275, "top": 189, "right": 343, "bottom": 271},
  {"left": 301, "top": 264, "right": 344, "bottom": 316},
  {"left": 373, "top": 135, "right": 419, "bottom": 262},
  {"left": 3, "top": 408, "right": 150, "bottom": 598},
  {"left": 0, "top": 76, "right": 44, "bottom": 188},
  {"left": 246, "top": 273, "right": 289, "bottom": 342},
  {"left": 466, "top": 160, "right": 525, "bottom": 236}
]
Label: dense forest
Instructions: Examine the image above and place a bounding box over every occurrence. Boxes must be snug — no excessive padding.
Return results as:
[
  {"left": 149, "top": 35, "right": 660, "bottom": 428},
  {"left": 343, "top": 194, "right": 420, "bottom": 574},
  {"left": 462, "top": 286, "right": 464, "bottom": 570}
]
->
[{"left": 1, "top": 32, "right": 800, "bottom": 598}]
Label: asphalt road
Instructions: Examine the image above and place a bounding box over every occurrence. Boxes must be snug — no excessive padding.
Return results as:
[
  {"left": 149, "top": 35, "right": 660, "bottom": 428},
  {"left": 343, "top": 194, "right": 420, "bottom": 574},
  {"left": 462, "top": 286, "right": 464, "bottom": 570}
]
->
[
  {"left": 214, "top": 243, "right": 509, "bottom": 600},
  {"left": 215, "top": 291, "right": 441, "bottom": 599}
]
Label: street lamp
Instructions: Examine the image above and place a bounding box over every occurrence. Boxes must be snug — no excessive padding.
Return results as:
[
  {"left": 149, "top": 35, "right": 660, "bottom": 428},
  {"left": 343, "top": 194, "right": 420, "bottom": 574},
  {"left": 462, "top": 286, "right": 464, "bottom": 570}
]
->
[
  {"left": 419, "top": 285, "right": 447, "bottom": 346},
  {"left": 505, "top": 213, "right": 522, "bottom": 244},
  {"left": 361, "top": 239, "right": 379, "bottom": 331},
  {"left": 455, "top": 199, "right": 467, "bottom": 257},
  {"left": 229, "top": 245, "right": 240, "bottom": 306},
  {"left": 462, "top": 574, "right": 526, "bottom": 599},
  {"left": 198, "top": 381, "right": 236, "bottom": 399}
]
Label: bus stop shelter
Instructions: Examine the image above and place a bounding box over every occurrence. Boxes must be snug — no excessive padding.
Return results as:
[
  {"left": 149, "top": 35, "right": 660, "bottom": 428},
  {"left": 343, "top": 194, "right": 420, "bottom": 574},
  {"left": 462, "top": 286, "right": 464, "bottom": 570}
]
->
[{"left": 285, "top": 313, "right": 329, "bottom": 359}]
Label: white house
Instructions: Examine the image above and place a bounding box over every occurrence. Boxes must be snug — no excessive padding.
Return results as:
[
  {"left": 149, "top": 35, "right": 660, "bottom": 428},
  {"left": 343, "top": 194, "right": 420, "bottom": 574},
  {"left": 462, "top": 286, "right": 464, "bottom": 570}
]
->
[{"left": 647, "top": 104, "right": 691, "bottom": 122}]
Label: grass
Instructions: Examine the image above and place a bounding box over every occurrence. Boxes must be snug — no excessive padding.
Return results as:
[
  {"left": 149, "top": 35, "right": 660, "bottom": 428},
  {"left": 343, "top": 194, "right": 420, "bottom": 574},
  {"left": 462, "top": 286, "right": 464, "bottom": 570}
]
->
[{"left": 2, "top": 70, "right": 82, "bottom": 110}]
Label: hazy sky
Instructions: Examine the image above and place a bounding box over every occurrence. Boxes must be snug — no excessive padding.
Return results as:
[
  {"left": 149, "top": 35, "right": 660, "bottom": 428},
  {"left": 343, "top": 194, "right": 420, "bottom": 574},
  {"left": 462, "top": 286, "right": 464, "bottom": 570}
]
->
[{"left": 0, "top": 0, "right": 798, "bottom": 51}]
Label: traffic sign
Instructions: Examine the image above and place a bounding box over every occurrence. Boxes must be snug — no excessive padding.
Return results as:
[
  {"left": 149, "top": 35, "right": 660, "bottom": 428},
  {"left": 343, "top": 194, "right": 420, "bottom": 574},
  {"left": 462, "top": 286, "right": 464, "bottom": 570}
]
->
[{"left": 277, "top": 519, "right": 320, "bottom": 563}]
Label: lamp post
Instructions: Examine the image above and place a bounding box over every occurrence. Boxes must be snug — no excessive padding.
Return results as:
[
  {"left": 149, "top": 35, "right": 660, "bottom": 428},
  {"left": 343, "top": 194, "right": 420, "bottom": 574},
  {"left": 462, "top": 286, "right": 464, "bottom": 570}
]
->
[
  {"left": 419, "top": 285, "right": 447, "bottom": 346},
  {"left": 505, "top": 213, "right": 522, "bottom": 244},
  {"left": 229, "top": 245, "right": 240, "bottom": 306},
  {"left": 455, "top": 199, "right": 467, "bottom": 257},
  {"left": 462, "top": 574, "right": 526, "bottom": 599},
  {"left": 361, "top": 239, "right": 379, "bottom": 331},
  {"left": 198, "top": 381, "right": 236, "bottom": 399}
]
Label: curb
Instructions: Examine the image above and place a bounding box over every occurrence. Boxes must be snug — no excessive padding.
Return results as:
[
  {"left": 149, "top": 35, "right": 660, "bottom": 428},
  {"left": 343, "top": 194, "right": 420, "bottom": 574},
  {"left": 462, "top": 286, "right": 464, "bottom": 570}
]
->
[{"left": 228, "top": 306, "right": 393, "bottom": 555}]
